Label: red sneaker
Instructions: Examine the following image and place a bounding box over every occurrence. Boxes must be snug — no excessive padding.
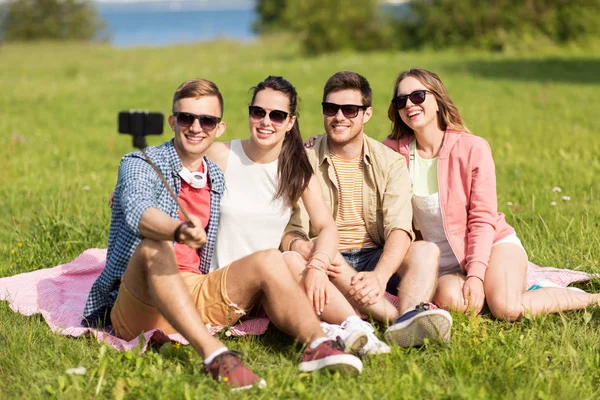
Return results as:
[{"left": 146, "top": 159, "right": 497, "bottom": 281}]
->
[
  {"left": 205, "top": 350, "right": 267, "bottom": 391},
  {"left": 299, "top": 339, "right": 363, "bottom": 375}
]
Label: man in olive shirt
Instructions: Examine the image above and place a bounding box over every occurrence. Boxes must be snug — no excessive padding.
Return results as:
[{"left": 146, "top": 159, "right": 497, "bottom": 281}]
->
[{"left": 283, "top": 71, "right": 452, "bottom": 347}]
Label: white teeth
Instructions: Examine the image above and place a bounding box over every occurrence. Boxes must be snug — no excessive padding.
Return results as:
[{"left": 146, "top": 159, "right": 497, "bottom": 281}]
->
[{"left": 408, "top": 111, "right": 421, "bottom": 117}]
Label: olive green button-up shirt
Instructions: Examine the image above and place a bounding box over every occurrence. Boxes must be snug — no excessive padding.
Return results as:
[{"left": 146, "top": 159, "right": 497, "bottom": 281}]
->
[{"left": 284, "top": 133, "right": 414, "bottom": 246}]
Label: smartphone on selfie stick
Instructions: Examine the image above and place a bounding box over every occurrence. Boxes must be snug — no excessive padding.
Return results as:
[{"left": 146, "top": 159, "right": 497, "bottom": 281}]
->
[{"left": 118, "top": 110, "right": 195, "bottom": 226}]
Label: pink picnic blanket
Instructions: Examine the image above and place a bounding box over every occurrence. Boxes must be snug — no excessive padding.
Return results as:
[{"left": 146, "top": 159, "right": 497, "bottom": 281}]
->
[
  {"left": 0, "top": 248, "right": 594, "bottom": 352},
  {"left": 0, "top": 249, "right": 268, "bottom": 352}
]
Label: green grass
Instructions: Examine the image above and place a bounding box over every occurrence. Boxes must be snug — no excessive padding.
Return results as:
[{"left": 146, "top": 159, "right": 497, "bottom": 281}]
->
[{"left": 1, "top": 38, "right": 600, "bottom": 399}]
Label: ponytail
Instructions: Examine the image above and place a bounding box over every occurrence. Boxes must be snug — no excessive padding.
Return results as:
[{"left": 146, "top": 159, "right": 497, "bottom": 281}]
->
[{"left": 275, "top": 120, "right": 313, "bottom": 206}]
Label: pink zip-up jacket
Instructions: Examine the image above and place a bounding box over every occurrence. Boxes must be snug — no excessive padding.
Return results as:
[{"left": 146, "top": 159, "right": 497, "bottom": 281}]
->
[{"left": 383, "top": 130, "right": 514, "bottom": 282}]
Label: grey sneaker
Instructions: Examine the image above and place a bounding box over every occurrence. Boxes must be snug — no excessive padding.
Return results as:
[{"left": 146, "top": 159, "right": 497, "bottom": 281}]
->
[
  {"left": 342, "top": 317, "right": 391, "bottom": 356},
  {"left": 320, "top": 322, "right": 367, "bottom": 355},
  {"left": 384, "top": 302, "right": 452, "bottom": 347}
]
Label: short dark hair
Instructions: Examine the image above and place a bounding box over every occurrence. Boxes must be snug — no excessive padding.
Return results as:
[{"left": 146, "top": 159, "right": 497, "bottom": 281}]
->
[{"left": 323, "top": 71, "right": 372, "bottom": 107}]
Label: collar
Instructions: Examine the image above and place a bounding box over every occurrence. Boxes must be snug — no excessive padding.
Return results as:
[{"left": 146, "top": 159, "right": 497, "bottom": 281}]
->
[
  {"left": 317, "top": 134, "right": 372, "bottom": 166},
  {"left": 156, "top": 139, "right": 224, "bottom": 195}
]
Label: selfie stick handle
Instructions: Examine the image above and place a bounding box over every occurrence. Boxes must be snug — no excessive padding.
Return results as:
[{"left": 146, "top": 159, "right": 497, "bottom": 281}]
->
[
  {"left": 140, "top": 148, "right": 195, "bottom": 228},
  {"left": 129, "top": 112, "right": 195, "bottom": 228}
]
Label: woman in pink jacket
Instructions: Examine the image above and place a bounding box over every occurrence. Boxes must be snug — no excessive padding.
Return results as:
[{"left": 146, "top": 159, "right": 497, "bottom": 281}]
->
[{"left": 383, "top": 68, "right": 599, "bottom": 320}]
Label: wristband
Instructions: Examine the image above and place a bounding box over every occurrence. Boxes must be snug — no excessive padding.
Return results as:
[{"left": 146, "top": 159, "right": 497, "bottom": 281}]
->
[
  {"left": 174, "top": 221, "right": 191, "bottom": 244},
  {"left": 288, "top": 237, "right": 304, "bottom": 252},
  {"left": 306, "top": 263, "right": 327, "bottom": 274},
  {"left": 312, "top": 251, "right": 332, "bottom": 265}
]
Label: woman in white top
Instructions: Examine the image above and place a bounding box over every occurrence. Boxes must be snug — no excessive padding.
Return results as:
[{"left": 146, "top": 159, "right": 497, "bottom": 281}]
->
[{"left": 207, "top": 76, "right": 389, "bottom": 355}]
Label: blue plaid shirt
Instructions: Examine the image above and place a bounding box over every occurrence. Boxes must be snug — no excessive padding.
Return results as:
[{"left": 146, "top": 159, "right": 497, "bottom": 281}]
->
[{"left": 83, "top": 139, "right": 224, "bottom": 326}]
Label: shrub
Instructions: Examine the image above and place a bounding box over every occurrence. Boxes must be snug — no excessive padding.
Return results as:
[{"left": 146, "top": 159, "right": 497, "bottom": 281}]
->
[
  {"left": 0, "top": 0, "right": 106, "bottom": 41},
  {"left": 255, "top": 0, "right": 394, "bottom": 55},
  {"left": 253, "top": 0, "right": 288, "bottom": 34},
  {"left": 394, "top": 0, "right": 600, "bottom": 51}
]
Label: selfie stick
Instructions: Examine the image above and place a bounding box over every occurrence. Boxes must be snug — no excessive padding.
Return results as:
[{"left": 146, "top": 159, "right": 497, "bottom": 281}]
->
[{"left": 127, "top": 112, "right": 195, "bottom": 227}]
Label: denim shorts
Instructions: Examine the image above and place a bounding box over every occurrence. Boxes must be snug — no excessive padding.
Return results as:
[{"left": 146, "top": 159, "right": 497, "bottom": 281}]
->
[{"left": 341, "top": 247, "right": 400, "bottom": 295}]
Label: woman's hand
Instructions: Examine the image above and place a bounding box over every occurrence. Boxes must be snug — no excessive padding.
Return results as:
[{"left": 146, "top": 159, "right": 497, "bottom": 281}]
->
[
  {"left": 304, "top": 267, "right": 329, "bottom": 315},
  {"left": 304, "top": 135, "right": 319, "bottom": 148},
  {"left": 462, "top": 276, "right": 485, "bottom": 314},
  {"left": 325, "top": 252, "right": 344, "bottom": 278}
]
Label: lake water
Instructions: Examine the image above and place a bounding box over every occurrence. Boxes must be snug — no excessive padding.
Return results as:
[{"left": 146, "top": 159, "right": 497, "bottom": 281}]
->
[
  {"left": 97, "top": 1, "right": 257, "bottom": 47},
  {"left": 96, "top": 1, "right": 409, "bottom": 48}
]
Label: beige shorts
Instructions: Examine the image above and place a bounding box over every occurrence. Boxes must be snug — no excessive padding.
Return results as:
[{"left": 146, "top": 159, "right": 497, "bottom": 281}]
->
[{"left": 110, "top": 264, "right": 245, "bottom": 341}]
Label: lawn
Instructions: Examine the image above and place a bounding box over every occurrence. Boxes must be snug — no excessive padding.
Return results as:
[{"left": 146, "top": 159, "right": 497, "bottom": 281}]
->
[{"left": 1, "top": 38, "right": 599, "bottom": 399}]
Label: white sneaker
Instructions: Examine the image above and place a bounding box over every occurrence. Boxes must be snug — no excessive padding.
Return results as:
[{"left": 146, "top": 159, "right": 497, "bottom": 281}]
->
[
  {"left": 320, "top": 322, "right": 367, "bottom": 355},
  {"left": 342, "top": 317, "right": 391, "bottom": 356}
]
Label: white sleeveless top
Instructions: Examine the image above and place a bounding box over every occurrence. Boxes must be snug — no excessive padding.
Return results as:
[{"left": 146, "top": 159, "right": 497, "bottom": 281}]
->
[
  {"left": 409, "top": 139, "right": 460, "bottom": 274},
  {"left": 211, "top": 140, "right": 291, "bottom": 271}
]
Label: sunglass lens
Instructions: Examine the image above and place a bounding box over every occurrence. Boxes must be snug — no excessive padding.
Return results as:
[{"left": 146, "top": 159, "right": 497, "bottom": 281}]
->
[
  {"left": 176, "top": 112, "right": 194, "bottom": 127},
  {"left": 199, "top": 116, "right": 218, "bottom": 131},
  {"left": 410, "top": 90, "right": 427, "bottom": 105},
  {"left": 269, "top": 110, "right": 288, "bottom": 125},
  {"left": 394, "top": 96, "right": 408, "bottom": 110},
  {"left": 249, "top": 106, "right": 266, "bottom": 120},
  {"left": 322, "top": 103, "right": 339, "bottom": 116},
  {"left": 341, "top": 105, "right": 360, "bottom": 118}
]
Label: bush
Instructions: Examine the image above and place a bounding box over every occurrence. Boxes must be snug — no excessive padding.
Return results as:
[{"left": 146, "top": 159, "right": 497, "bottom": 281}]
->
[
  {"left": 394, "top": 0, "right": 600, "bottom": 51},
  {"left": 0, "top": 0, "right": 106, "bottom": 41},
  {"left": 255, "top": 0, "right": 394, "bottom": 55},
  {"left": 253, "top": 0, "right": 288, "bottom": 34}
]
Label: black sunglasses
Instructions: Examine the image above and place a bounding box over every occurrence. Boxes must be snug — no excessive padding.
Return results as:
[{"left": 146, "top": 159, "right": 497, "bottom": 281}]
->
[
  {"left": 391, "top": 90, "right": 433, "bottom": 109},
  {"left": 248, "top": 106, "right": 289, "bottom": 126},
  {"left": 173, "top": 112, "right": 221, "bottom": 131},
  {"left": 321, "top": 102, "right": 367, "bottom": 118}
]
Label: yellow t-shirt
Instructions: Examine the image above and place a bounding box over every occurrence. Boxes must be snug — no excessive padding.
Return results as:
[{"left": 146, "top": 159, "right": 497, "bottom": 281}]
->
[{"left": 330, "top": 152, "right": 376, "bottom": 251}]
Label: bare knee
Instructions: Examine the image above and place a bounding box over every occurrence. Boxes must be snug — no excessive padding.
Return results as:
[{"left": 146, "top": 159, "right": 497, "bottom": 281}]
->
[
  {"left": 404, "top": 241, "right": 440, "bottom": 275},
  {"left": 433, "top": 284, "right": 466, "bottom": 313},
  {"left": 488, "top": 302, "right": 523, "bottom": 322},
  {"left": 252, "top": 249, "right": 287, "bottom": 276},
  {"left": 138, "top": 239, "right": 167, "bottom": 258},
  {"left": 283, "top": 251, "right": 306, "bottom": 272}
]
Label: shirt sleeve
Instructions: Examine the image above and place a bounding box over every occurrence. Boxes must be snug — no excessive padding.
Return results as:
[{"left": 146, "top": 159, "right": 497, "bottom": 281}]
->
[
  {"left": 283, "top": 198, "right": 311, "bottom": 241},
  {"left": 383, "top": 157, "right": 415, "bottom": 241},
  {"left": 117, "top": 155, "right": 161, "bottom": 235},
  {"left": 464, "top": 139, "right": 498, "bottom": 281}
]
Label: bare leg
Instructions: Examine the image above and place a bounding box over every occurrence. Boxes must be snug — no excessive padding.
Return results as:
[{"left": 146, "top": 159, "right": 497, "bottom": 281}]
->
[
  {"left": 282, "top": 252, "right": 357, "bottom": 324},
  {"left": 122, "top": 239, "right": 224, "bottom": 358},
  {"left": 485, "top": 244, "right": 600, "bottom": 321},
  {"left": 395, "top": 241, "right": 440, "bottom": 315},
  {"left": 224, "top": 249, "right": 326, "bottom": 344},
  {"left": 433, "top": 273, "right": 469, "bottom": 313},
  {"left": 330, "top": 262, "right": 400, "bottom": 322}
]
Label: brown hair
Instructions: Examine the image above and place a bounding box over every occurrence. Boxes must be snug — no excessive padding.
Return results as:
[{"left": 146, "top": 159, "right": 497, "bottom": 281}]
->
[
  {"left": 387, "top": 68, "right": 467, "bottom": 139},
  {"left": 172, "top": 78, "right": 224, "bottom": 115},
  {"left": 323, "top": 71, "right": 372, "bottom": 107},
  {"left": 250, "top": 76, "right": 312, "bottom": 206}
]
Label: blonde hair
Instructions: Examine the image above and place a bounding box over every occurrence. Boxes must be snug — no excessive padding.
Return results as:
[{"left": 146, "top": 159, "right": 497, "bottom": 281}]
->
[
  {"left": 387, "top": 68, "right": 467, "bottom": 139},
  {"left": 172, "top": 78, "right": 224, "bottom": 115}
]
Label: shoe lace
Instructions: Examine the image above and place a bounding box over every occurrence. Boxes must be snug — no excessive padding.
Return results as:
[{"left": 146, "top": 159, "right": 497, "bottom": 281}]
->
[
  {"left": 417, "top": 302, "right": 437, "bottom": 311},
  {"left": 333, "top": 336, "right": 346, "bottom": 352}
]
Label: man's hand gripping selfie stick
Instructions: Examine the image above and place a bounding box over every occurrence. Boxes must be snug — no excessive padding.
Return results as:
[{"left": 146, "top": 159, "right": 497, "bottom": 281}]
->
[{"left": 119, "top": 111, "right": 195, "bottom": 228}]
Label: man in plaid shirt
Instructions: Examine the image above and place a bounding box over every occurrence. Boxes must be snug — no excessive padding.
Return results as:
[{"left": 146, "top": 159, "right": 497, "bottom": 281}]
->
[{"left": 83, "top": 79, "right": 362, "bottom": 390}]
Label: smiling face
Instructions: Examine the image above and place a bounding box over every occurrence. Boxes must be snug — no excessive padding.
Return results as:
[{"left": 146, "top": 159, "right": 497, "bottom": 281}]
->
[
  {"left": 396, "top": 76, "right": 440, "bottom": 134},
  {"left": 248, "top": 88, "right": 296, "bottom": 151},
  {"left": 323, "top": 89, "right": 372, "bottom": 147},
  {"left": 169, "top": 95, "right": 225, "bottom": 166}
]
